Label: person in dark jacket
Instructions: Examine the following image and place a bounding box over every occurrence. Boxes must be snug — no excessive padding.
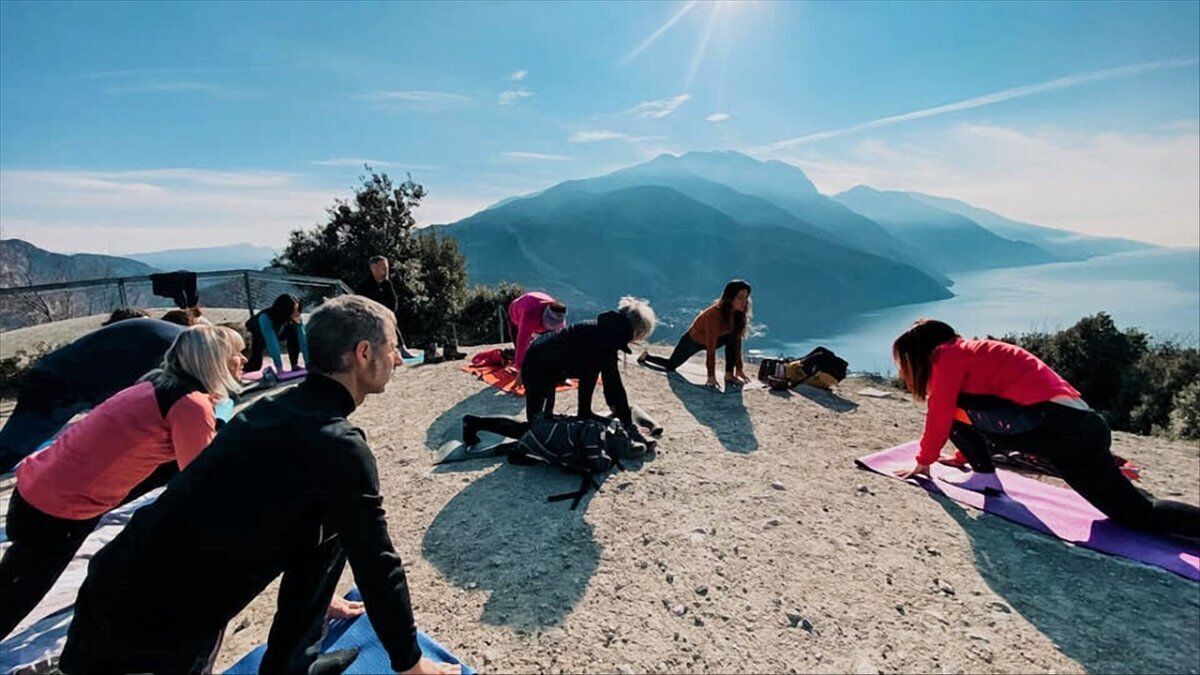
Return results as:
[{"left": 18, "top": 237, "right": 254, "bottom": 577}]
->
[
  {"left": 463, "top": 296, "right": 657, "bottom": 444},
  {"left": 60, "top": 295, "right": 460, "bottom": 675},
  {"left": 244, "top": 293, "right": 309, "bottom": 373},
  {"left": 354, "top": 255, "right": 416, "bottom": 359},
  {"left": 0, "top": 318, "right": 184, "bottom": 473}
]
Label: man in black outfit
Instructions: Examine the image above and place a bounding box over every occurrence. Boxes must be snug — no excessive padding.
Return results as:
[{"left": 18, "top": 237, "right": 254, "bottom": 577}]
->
[
  {"left": 0, "top": 317, "right": 183, "bottom": 472},
  {"left": 60, "top": 296, "right": 460, "bottom": 675},
  {"left": 353, "top": 255, "right": 417, "bottom": 360}
]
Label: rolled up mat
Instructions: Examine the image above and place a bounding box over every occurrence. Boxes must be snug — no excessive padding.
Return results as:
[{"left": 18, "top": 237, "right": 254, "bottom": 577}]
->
[
  {"left": 459, "top": 363, "right": 578, "bottom": 396},
  {"left": 857, "top": 442, "right": 1199, "bottom": 581},
  {"left": 226, "top": 589, "right": 474, "bottom": 674}
]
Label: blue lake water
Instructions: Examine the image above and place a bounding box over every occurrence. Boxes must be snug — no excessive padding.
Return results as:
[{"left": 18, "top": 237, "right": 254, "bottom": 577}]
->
[{"left": 764, "top": 248, "right": 1200, "bottom": 375}]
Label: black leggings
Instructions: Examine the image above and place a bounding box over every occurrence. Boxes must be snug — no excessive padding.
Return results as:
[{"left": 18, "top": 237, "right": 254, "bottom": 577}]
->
[
  {"left": 951, "top": 401, "right": 1199, "bottom": 538},
  {"left": 642, "top": 332, "right": 739, "bottom": 374},
  {"left": 0, "top": 489, "right": 101, "bottom": 639}
]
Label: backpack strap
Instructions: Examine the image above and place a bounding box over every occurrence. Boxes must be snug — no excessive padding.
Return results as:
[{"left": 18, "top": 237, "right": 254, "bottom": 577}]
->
[{"left": 547, "top": 475, "right": 601, "bottom": 510}]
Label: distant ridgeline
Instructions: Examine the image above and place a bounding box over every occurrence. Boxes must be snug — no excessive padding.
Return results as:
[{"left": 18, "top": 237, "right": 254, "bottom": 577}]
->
[
  {"left": 0, "top": 240, "right": 278, "bottom": 330},
  {"left": 441, "top": 150, "right": 1151, "bottom": 341}
]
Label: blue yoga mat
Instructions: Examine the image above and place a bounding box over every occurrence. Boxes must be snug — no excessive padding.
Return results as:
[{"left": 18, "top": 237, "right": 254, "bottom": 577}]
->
[{"left": 226, "top": 589, "right": 473, "bottom": 674}]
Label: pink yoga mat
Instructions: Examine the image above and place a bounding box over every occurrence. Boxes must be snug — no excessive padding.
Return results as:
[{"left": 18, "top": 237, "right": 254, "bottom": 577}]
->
[{"left": 858, "top": 442, "right": 1199, "bottom": 581}]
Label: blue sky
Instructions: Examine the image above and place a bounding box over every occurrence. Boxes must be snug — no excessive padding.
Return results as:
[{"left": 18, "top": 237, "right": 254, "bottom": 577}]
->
[{"left": 1, "top": 0, "right": 1197, "bottom": 253}]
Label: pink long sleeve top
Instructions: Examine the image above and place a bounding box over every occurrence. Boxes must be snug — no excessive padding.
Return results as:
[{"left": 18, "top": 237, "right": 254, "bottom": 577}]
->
[
  {"left": 16, "top": 379, "right": 218, "bottom": 520},
  {"left": 916, "top": 338, "right": 1081, "bottom": 465},
  {"left": 509, "top": 291, "right": 559, "bottom": 370}
]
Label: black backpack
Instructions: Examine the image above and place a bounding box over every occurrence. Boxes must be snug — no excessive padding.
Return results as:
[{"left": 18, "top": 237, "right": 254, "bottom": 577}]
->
[
  {"left": 757, "top": 346, "right": 849, "bottom": 390},
  {"left": 509, "top": 415, "right": 644, "bottom": 509}
]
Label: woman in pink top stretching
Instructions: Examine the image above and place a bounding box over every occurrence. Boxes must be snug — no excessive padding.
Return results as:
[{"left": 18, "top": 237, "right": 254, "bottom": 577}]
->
[
  {"left": 893, "top": 319, "right": 1198, "bottom": 539},
  {"left": 0, "top": 325, "right": 247, "bottom": 639},
  {"left": 508, "top": 291, "right": 567, "bottom": 386}
]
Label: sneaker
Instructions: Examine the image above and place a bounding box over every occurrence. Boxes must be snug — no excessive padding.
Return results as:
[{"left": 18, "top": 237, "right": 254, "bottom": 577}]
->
[
  {"left": 462, "top": 415, "right": 481, "bottom": 446},
  {"left": 443, "top": 346, "right": 467, "bottom": 361},
  {"left": 939, "top": 470, "right": 1004, "bottom": 495},
  {"left": 423, "top": 348, "right": 444, "bottom": 364}
]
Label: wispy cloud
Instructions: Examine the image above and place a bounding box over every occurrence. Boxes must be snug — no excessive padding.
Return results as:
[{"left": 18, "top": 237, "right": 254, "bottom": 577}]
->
[
  {"left": 498, "top": 88, "right": 535, "bottom": 105},
  {"left": 706, "top": 112, "right": 731, "bottom": 123},
  {"left": 0, "top": 166, "right": 484, "bottom": 252},
  {"left": 509, "top": 69, "right": 528, "bottom": 81},
  {"left": 631, "top": 93, "right": 691, "bottom": 119},
  {"left": 569, "top": 130, "right": 631, "bottom": 143},
  {"left": 361, "top": 90, "right": 471, "bottom": 103},
  {"left": 100, "top": 81, "right": 241, "bottom": 97},
  {"left": 621, "top": 0, "right": 699, "bottom": 65},
  {"left": 309, "top": 158, "right": 438, "bottom": 171},
  {"left": 760, "top": 57, "right": 1200, "bottom": 151},
  {"left": 503, "top": 151, "right": 572, "bottom": 161},
  {"left": 84, "top": 65, "right": 278, "bottom": 79}
]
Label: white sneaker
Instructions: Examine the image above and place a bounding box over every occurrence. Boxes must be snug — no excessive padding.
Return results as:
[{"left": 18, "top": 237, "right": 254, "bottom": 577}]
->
[{"left": 940, "top": 470, "right": 1004, "bottom": 495}]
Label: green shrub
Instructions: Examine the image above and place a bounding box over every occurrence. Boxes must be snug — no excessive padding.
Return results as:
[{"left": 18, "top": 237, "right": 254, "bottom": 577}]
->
[
  {"left": 457, "top": 282, "right": 525, "bottom": 346},
  {"left": 1004, "top": 313, "right": 1199, "bottom": 439}
]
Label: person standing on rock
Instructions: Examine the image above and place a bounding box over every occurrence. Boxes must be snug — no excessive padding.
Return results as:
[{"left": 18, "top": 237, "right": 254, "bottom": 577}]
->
[
  {"left": 464, "top": 296, "right": 657, "bottom": 444},
  {"left": 892, "top": 318, "right": 1199, "bottom": 539},
  {"left": 61, "top": 296, "right": 461, "bottom": 675},
  {"left": 354, "top": 254, "right": 418, "bottom": 360},
  {"left": 639, "top": 279, "right": 753, "bottom": 390}
]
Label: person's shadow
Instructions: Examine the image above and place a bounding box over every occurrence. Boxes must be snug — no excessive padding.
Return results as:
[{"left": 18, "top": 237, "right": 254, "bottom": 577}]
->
[
  {"left": 423, "top": 387, "right": 525, "bottom": 453},
  {"left": 666, "top": 375, "right": 758, "bottom": 454},
  {"left": 933, "top": 495, "right": 1200, "bottom": 673}
]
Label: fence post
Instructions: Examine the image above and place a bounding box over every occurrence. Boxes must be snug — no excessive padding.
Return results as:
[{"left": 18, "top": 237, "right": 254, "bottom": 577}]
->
[
  {"left": 242, "top": 272, "right": 255, "bottom": 317},
  {"left": 497, "top": 305, "right": 504, "bottom": 344},
  {"left": 117, "top": 280, "right": 128, "bottom": 308}
]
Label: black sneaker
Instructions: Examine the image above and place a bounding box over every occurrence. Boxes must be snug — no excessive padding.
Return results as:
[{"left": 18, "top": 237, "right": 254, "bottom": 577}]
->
[
  {"left": 462, "top": 415, "right": 481, "bottom": 446},
  {"left": 443, "top": 346, "right": 467, "bottom": 361},
  {"left": 423, "top": 348, "right": 444, "bottom": 364}
]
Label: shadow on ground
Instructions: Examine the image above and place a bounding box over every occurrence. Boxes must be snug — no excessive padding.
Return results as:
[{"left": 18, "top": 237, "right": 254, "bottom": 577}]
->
[
  {"left": 934, "top": 496, "right": 1200, "bottom": 673},
  {"left": 665, "top": 374, "right": 758, "bottom": 454},
  {"left": 423, "top": 387, "right": 525, "bottom": 453}
]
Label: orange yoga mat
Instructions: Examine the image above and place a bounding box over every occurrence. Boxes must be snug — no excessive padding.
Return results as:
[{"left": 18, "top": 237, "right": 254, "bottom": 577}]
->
[{"left": 459, "top": 363, "right": 581, "bottom": 397}]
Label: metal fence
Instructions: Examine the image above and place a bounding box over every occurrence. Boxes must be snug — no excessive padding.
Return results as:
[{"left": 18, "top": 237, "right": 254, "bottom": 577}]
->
[{"left": 0, "top": 270, "right": 353, "bottom": 331}]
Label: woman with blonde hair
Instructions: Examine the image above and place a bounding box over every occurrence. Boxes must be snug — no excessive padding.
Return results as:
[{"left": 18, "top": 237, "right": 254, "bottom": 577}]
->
[{"left": 0, "top": 325, "right": 247, "bottom": 639}]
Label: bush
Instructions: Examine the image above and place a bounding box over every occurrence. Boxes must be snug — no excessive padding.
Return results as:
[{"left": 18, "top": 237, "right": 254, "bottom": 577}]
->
[
  {"left": 1004, "top": 313, "right": 1199, "bottom": 440},
  {"left": 273, "top": 168, "right": 468, "bottom": 347},
  {"left": 457, "top": 282, "right": 525, "bottom": 346},
  {"left": 1169, "top": 380, "right": 1200, "bottom": 440}
]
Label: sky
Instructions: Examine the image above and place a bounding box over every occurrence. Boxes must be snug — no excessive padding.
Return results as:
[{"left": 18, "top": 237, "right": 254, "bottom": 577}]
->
[{"left": 1, "top": 0, "right": 1197, "bottom": 254}]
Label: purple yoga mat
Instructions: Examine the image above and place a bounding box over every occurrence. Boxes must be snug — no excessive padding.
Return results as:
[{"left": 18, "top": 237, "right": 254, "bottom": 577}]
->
[
  {"left": 858, "top": 442, "right": 1199, "bottom": 581},
  {"left": 242, "top": 366, "right": 307, "bottom": 383}
]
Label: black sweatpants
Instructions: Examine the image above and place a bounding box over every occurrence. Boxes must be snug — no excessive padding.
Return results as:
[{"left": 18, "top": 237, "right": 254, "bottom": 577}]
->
[
  {"left": 0, "top": 488, "right": 101, "bottom": 639},
  {"left": 60, "top": 532, "right": 346, "bottom": 674},
  {"left": 950, "top": 401, "right": 1200, "bottom": 538},
  {"left": 641, "top": 332, "right": 739, "bottom": 374}
]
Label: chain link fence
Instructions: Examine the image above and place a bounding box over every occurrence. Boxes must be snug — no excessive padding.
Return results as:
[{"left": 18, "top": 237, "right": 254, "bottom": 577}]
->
[{"left": 0, "top": 270, "right": 352, "bottom": 333}]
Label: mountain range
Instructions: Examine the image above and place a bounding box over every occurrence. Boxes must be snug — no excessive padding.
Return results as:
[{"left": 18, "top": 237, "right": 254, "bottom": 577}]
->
[{"left": 442, "top": 150, "right": 1151, "bottom": 340}]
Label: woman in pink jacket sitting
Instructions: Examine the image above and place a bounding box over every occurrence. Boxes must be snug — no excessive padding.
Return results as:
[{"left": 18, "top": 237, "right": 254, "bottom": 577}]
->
[
  {"left": 0, "top": 325, "right": 246, "bottom": 639},
  {"left": 508, "top": 292, "right": 567, "bottom": 386}
]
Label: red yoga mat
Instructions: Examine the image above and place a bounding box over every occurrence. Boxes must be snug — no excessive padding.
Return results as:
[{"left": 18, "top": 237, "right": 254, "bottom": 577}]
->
[{"left": 459, "top": 363, "right": 580, "bottom": 397}]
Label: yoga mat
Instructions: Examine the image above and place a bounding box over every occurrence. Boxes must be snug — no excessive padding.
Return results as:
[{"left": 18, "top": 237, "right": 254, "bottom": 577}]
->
[
  {"left": 241, "top": 366, "right": 307, "bottom": 383},
  {"left": 638, "top": 359, "right": 766, "bottom": 391},
  {"left": 226, "top": 589, "right": 474, "bottom": 674},
  {"left": 858, "top": 442, "right": 1200, "bottom": 581},
  {"left": 459, "top": 363, "right": 578, "bottom": 397},
  {"left": 0, "top": 490, "right": 164, "bottom": 673}
]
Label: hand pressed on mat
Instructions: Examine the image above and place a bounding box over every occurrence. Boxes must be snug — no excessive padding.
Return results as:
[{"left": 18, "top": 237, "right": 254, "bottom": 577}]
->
[
  {"left": 895, "top": 462, "right": 932, "bottom": 480},
  {"left": 327, "top": 595, "right": 365, "bottom": 620}
]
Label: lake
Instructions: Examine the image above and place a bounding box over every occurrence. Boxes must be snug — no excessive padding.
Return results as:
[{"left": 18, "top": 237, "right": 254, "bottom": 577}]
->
[{"left": 763, "top": 247, "right": 1200, "bottom": 374}]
